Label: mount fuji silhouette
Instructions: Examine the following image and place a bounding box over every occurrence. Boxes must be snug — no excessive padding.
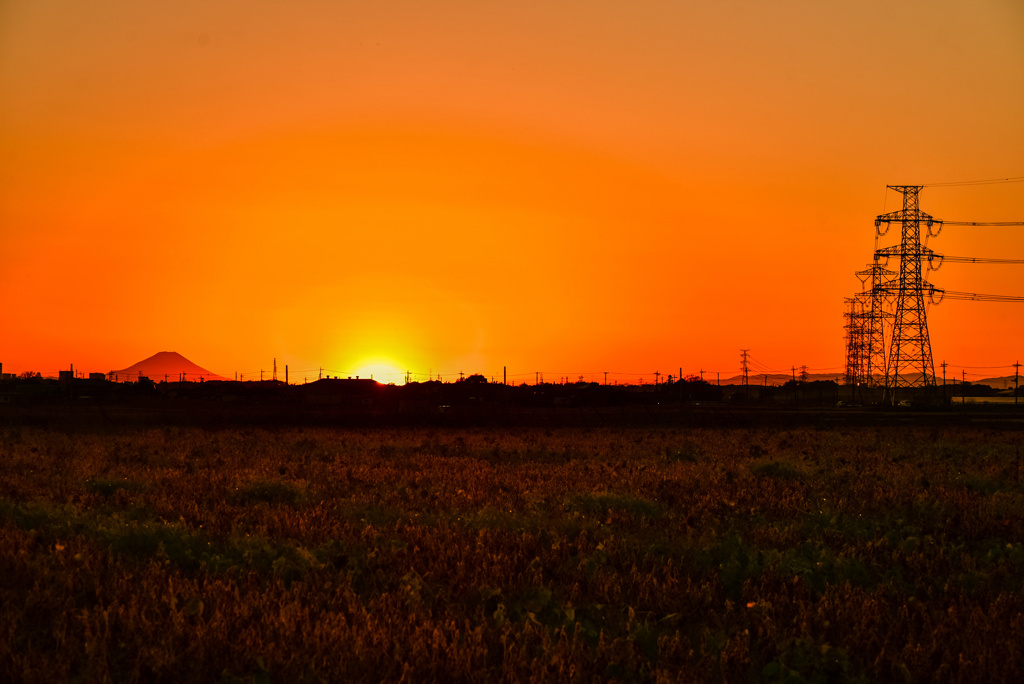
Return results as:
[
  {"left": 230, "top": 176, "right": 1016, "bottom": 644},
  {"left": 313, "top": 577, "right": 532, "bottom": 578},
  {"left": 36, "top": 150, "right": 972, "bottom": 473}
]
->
[{"left": 109, "top": 351, "right": 229, "bottom": 382}]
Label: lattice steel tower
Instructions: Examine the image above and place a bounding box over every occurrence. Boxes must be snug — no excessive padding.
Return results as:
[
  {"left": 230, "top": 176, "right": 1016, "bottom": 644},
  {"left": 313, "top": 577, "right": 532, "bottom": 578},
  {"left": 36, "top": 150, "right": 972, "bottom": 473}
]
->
[
  {"left": 875, "top": 185, "right": 936, "bottom": 401},
  {"left": 855, "top": 261, "right": 896, "bottom": 385},
  {"left": 843, "top": 297, "right": 861, "bottom": 386}
]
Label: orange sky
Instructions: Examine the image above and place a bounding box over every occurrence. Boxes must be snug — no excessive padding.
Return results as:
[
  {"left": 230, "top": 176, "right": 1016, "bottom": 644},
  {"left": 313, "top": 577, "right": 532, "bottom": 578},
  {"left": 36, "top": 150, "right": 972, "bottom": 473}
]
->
[{"left": 2, "top": 1, "right": 1023, "bottom": 383}]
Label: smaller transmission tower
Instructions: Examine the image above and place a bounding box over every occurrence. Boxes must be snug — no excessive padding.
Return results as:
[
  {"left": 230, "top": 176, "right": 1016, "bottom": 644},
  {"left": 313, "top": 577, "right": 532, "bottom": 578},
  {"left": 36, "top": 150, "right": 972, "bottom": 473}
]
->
[
  {"left": 855, "top": 261, "right": 896, "bottom": 385},
  {"left": 843, "top": 297, "right": 865, "bottom": 387}
]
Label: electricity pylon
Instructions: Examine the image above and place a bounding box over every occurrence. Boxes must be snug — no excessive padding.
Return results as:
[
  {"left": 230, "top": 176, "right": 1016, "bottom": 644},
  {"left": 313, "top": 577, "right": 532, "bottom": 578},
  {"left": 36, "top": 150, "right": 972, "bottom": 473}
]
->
[
  {"left": 874, "top": 185, "right": 936, "bottom": 403},
  {"left": 843, "top": 297, "right": 866, "bottom": 387},
  {"left": 855, "top": 261, "right": 896, "bottom": 385}
]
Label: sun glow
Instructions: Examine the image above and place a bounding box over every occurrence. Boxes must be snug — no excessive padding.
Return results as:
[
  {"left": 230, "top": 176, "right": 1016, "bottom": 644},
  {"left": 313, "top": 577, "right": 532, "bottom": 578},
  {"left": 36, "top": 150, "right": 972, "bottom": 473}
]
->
[
  {"left": 3, "top": 2, "right": 1023, "bottom": 377},
  {"left": 351, "top": 359, "right": 406, "bottom": 384}
]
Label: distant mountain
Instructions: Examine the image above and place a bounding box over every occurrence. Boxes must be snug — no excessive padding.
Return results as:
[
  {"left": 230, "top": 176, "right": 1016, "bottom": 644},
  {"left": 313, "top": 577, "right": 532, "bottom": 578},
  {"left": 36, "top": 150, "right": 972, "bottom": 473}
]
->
[
  {"left": 108, "top": 351, "right": 229, "bottom": 382},
  {"left": 974, "top": 376, "right": 1020, "bottom": 391},
  {"left": 714, "top": 373, "right": 1017, "bottom": 390},
  {"left": 716, "top": 372, "right": 845, "bottom": 385}
]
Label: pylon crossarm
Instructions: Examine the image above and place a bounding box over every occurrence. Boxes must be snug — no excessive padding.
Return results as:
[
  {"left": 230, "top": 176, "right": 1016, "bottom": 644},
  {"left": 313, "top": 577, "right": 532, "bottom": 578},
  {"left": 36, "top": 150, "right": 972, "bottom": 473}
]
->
[
  {"left": 876, "top": 209, "right": 905, "bottom": 222},
  {"left": 875, "top": 245, "right": 933, "bottom": 261},
  {"left": 874, "top": 211, "right": 905, "bottom": 237},
  {"left": 857, "top": 263, "right": 897, "bottom": 276}
]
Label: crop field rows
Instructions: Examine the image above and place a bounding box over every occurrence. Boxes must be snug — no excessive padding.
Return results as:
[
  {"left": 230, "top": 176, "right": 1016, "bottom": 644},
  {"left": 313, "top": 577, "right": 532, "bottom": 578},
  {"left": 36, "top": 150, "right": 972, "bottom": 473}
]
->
[{"left": 2, "top": 422, "right": 1024, "bottom": 682}]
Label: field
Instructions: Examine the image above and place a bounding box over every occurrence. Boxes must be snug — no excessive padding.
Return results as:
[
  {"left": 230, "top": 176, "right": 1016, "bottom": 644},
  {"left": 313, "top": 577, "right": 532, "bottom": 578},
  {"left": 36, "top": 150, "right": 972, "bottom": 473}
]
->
[{"left": 2, "top": 419, "right": 1024, "bottom": 682}]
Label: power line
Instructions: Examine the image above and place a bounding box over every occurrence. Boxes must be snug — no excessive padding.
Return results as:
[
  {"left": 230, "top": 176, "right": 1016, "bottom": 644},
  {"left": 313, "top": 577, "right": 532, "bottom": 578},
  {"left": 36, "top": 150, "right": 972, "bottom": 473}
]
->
[
  {"left": 931, "top": 254, "right": 1024, "bottom": 265},
  {"left": 945, "top": 364, "right": 1015, "bottom": 370},
  {"left": 921, "top": 176, "right": 1024, "bottom": 187},
  {"left": 937, "top": 289, "right": 1024, "bottom": 303},
  {"left": 936, "top": 220, "right": 1024, "bottom": 227}
]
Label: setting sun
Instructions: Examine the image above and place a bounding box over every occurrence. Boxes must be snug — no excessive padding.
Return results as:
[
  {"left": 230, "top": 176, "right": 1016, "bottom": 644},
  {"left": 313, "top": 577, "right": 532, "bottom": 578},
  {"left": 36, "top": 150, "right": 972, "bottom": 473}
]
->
[{"left": 350, "top": 359, "right": 406, "bottom": 385}]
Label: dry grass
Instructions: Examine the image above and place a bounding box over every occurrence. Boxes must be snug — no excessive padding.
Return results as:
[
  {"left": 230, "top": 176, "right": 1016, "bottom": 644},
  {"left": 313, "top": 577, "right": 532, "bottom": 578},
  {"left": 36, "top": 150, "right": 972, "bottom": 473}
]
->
[{"left": 1, "top": 423, "right": 1023, "bottom": 682}]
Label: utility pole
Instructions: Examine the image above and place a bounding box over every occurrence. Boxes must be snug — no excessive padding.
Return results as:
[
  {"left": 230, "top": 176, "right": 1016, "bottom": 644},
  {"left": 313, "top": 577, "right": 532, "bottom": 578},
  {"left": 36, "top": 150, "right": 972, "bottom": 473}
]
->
[
  {"left": 536, "top": 371, "right": 539, "bottom": 385},
  {"left": 285, "top": 365, "right": 288, "bottom": 385},
  {"left": 654, "top": 371, "right": 660, "bottom": 385},
  {"left": 273, "top": 358, "right": 277, "bottom": 382},
  {"left": 1015, "top": 360, "right": 1020, "bottom": 406},
  {"left": 504, "top": 366, "right": 507, "bottom": 385},
  {"left": 941, "top": 360, "right": 948, "bottom": 405},
  {"left": 740, "top": 349, "right": 750, "bottom": 400},
  {"left": 604, "top": 371, "right": 608, "bottom": 385},
  {"left": 319, "top": 367, "right": 322, "bottom": 380}
]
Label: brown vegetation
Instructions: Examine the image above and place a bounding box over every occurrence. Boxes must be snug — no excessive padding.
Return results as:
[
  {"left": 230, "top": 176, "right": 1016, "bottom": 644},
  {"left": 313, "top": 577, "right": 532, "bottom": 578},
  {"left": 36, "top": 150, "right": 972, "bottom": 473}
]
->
[{"left": 2, "top": 423, "right": 1024, "bottom": 682}]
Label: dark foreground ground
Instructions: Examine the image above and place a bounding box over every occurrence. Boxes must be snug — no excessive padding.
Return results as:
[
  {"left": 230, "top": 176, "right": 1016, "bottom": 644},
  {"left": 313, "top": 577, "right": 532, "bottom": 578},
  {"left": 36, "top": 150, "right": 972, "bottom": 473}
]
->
[{"left": 2, "top": 406, "right": 1024, "bottom": 682}]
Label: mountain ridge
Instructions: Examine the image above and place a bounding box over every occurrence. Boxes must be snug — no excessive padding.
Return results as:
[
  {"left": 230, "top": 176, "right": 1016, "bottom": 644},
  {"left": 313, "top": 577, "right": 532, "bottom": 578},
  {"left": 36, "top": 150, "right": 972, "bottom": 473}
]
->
[{"left": 109, "top": 351, "right": 229, "bottom": 382}]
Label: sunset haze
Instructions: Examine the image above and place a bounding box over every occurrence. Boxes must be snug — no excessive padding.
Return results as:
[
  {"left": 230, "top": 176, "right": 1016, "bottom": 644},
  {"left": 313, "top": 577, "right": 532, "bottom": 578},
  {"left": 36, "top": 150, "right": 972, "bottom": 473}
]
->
[{"left": 2, "top": 0, "right": 1023, "bottom": 383}]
